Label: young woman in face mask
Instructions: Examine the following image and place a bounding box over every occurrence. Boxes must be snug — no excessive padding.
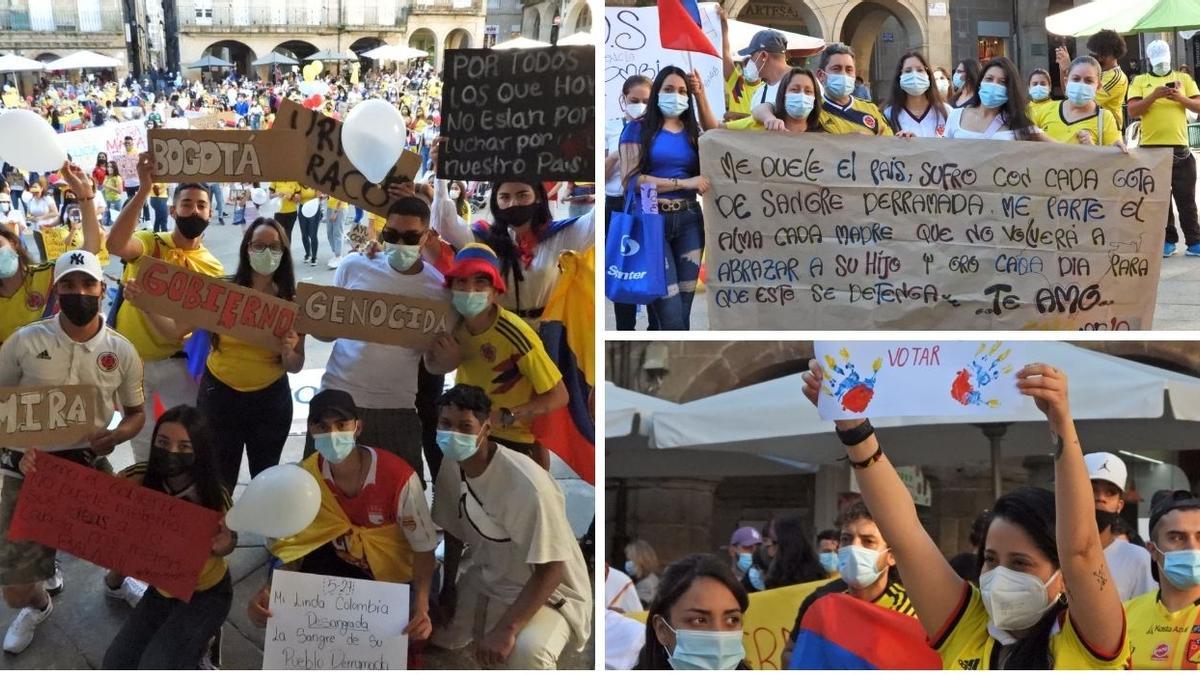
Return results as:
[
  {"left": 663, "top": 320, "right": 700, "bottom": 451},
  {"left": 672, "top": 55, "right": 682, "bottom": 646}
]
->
[
  {"left": 625, "top": 539, "right": 662, "bottom": 606},
  {"left": 619, "top": 65, "right": 708, "bottom": 330},
  {"left": 23, "top": 179, "right": 58, "bottom": 230},
  {"left": 447, "top": 180, "right": 471, "bottom": 222},
  {"left": 950, "top": 59, "right": 981, "bottom": 108},
  {"left": 933, "top": 67, "right": 952, "bottom": 98},
  {"left": 606, "top": 74, "right": 653, "bottom": 331},
  {"left": 884, "top": 51, "right": 951, "bottom": 137},
  {"left": 1026, "top": 68, "right": 1056, "bottom": 122},
  {"left": 945, "top": 57, "right": 1051, "bottom": 142},
  {"left": 1037, "top": 57, "right": 1123, "bottom": 148},
  {"left": 124, "top": 217, "right": 305, "bottom": 491},
  {"left": 720, "top": 68, "right": 822, "bottom": 133},
  {"left": 637, "top": 553, "right": 751, "bottom": 670},
  {"left": 800, "top": 361, "right": 1128, "bottom": 669}
]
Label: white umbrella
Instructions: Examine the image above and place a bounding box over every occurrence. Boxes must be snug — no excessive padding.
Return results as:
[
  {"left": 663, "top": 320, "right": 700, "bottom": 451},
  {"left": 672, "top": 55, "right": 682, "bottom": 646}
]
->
[
  {"left": 361, "top": 45, "right": 428, "bottom": 61},
  {"left": 44, "top": 50, "right": 122, "bottom": 71},
  {"left": 727, "top": 18, "right": 824, "bottom": 56},
  {"left": 492, "top": 36, "right": 552, "bottom": 50},
  {"left": 556, "top": 32, "right": 595, "bottom": 46},
  {"left": 0, "top": 53, "right": 46, "bottom": 73}
]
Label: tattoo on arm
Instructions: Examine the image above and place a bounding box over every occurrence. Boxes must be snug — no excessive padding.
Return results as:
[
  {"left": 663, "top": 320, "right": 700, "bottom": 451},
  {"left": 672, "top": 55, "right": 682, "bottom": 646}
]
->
[
  {"left": 1054, "top": 434, "right": 1064, "bottom": 459},
  {"left": 1093, "top": 567, "right": 1108, "bottom": 591}
]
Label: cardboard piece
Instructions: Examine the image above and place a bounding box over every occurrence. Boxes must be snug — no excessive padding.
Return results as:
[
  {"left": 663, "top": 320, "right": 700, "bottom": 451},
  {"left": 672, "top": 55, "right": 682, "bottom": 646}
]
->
[
  {"left": 698, "top": 130, "right": 1173, "bottom": 330},
  {"left": 0, "top": 385, "right": 97, "bottom": 447},
  {"left": 814, "top": 341, "right": 1027, "bottom": 420},
  {"left": 263, "top": 571, "right": 410, "bottom": 670},
  {"left": 148, "top": 99, "right": 421, "bottom": 217},
  {"left": 294, "top": 283, "right": 452, "bottom": 350},
  {"left": 113, "top": 153, "right": 141, "bottom": 182},
  {"left": 128, "top": 258, "right": 297, "bottom": 352},
  {"left": 439, "top": 47, "right": 595, "bottom": 181},
  {"left": 8, "top": 452, "right": 221, "bottom": 601}
]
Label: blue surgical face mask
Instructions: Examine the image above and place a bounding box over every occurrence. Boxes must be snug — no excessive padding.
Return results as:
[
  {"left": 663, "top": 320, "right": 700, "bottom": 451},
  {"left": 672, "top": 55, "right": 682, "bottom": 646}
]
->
[
  {"left": 0, "top": 246, "right": 18, "bottom": 280},
  {"left": 386, "top": 242, "right": 421, "bottom": 272},
  {"left": 978, "top": 81, "right": 1008, "bottom": 108},
  {"left": 657, "top": 92, "right": 690, "bottom": 118},
  {"left": 1162, "top": 548, "right": 1200, "bottom": 589},
  {"left": 824, "top": 73, "right": 855, "bottom": 99},
  {"left": 784, "top": 92, "right": 815, "bottom": 120},
  {"left": 314, "top": 430, "right": 356, "bottom": 463},
  {"left": 452, "top": 290, "right": 490, "bottom": 318},
  {"left": 1065, "top": 81, "right": 1096, "bottom": 105},
  {"left": 736, "top": 551, "right": 753, "bottom": 573},
  {"left": 624, "top": 560, "right": 637, "bottom": 578},
  {"left": 899, "top": 71, "right": 930, "bottom": 96},
  {"left": 838, "top": 545, "right": 885, "bottom": 588},
  {"left": 818, "top": 551, "right": 839, "bottom": 574},
  {"left": 436, "top": 428, "right": 482, "bottom": 462},
  {"left": 952, "top": 72, "right": 965, "bottom": 90},
  {"left": 660, "top": 620, "right": 746, "bottom": 670},
  {"left": 747, "top": 566, "right": 765, "bottom": 591},
  {"left": 1029, "top": 84, "right": 1051, "bottom": 101}
]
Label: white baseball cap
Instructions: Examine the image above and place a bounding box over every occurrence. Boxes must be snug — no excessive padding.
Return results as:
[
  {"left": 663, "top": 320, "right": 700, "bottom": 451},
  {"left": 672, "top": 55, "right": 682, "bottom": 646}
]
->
[
  {"left": 53, "top": 250, "right": 104, "bottom": 284},
  {"left": 1084, "top": 452, "right": 1127, "bottom": 493},
  {"left": 1147, "top": 40, "right": 1171, "bottom": 67}
]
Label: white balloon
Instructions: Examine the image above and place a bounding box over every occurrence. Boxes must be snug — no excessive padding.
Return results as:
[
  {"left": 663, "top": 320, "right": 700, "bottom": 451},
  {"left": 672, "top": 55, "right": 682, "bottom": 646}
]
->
[
  {"left": 300, "top": 198, "right": 320, "bottom": 218},
  {"left": 0, "top": 110, "right": 67, "bottom": 172},
  {"left": 250, "top": 187, "right": 268, "bottom": 206},
  {"left": 260, "top": 196, "right": 282, "bottom": 219},
  {"left": 342, "top": 99, "right": 406, "bottom": 184},
  {"left": 223, "top": 464, "right": 321, "bottom": 539}
]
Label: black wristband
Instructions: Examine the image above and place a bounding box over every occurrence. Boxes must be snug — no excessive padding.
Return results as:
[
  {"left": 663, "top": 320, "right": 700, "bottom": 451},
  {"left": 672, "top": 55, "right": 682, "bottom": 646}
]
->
[
  {"left": 847, "top": 446, "right": 885, "bottom": 470},
  {"left": 835, "top": 419, "right": 875, "bottom": 446}
]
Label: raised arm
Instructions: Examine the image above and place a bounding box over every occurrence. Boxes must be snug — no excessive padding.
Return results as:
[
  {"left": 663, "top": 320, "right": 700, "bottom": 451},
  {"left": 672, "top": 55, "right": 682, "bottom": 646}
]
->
[
  {"left": 689, "top": 70, "right": 720, "bottom": 131},
  {"left": 59, "top": 162, "right": 102, "bottom": 255},
  {"left": 719, "top": 6, "right": 735, "bottom": 81},
  {"left": 431, "top": 177, "right": 473, "bottom": 248}
]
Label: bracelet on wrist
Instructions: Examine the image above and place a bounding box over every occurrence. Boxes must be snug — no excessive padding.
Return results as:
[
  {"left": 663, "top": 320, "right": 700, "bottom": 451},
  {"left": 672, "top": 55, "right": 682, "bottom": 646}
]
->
[
  {"left": 846, "top": 446, "right": 885, "bottom": 470},
  {"left": 835, "top": 419, "right": 875, "bottom": 446}
]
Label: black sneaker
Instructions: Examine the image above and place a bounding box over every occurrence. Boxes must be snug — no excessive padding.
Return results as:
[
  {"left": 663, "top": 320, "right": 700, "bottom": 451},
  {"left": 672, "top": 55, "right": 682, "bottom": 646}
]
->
[
  {"left": 199, "top": 626, "right": 222, "bottom": 669},
  {"left": 43, "top": 564, "right": 63, "bottom": 597}
]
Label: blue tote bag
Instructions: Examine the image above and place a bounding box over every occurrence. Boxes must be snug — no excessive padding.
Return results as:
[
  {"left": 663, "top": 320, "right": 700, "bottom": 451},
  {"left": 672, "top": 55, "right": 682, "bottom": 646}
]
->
[{"left": 604, "top": 185, "right": 666, "bottom": 305}]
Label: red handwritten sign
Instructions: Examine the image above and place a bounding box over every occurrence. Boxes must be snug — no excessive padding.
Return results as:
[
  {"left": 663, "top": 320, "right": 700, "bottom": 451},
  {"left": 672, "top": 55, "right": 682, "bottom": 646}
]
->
[{"left": 8, "top": 453, "right": 221, "bottom": 601}]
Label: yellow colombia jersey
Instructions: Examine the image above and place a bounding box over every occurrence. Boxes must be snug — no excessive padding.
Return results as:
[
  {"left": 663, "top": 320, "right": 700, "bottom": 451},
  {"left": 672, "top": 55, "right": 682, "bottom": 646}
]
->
[
  {"left": 818, "top": 96, "right": 894, "bottom": 136},
  {"left": 933, "top": 582, "right": 1129, "bottom": 670},
  {"left": 0, "top": 261, "right": 55, "bottom": 344},
  {"left": 872, "top": 579, "right": 917, "bottom": 616},
  {"left": 453, "top": 306, "right": 562, "bottom": 445},
  {"left": 205, "top": 333, "right": 284, "bottom": 393},
  {"left": 271, "top": 181, "right": 303, "bottom": 214},
  {"left": 116, "top": 230, "right": 224, "bottom": 361},
  {"left": 1124, "top": 590, "right": 1200, "bottom": 669},
  {"left": 1036, "top": 101, "right": 1121, "bottom": 145},
  {"left": 118, "top": 462, "right": 231, "bottom": 597},
  {"left": 1097, "top": 66, "right": 1129, "bottom": 129},
  {"left": 1129, "top": 71, "right": 1200, "bottom": 146},
  {"left": 1027, "top": 98, "right": 1057, "bottom": 124},
  {"left": 724, "top": 67, "right": 763, "bottom": 117},
  {"left": 726, "top": 116, "right": 765, "bottom": 131}
]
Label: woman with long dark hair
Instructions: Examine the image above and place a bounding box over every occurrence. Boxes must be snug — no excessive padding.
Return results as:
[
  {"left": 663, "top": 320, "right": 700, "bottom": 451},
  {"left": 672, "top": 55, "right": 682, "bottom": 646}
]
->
[
  {"left": 799, "top": 361, "right": 1127, "bottom": 669},
  {"left": 764, "top": 514, "right": 827, "bottom": 589},
  {"left": 945, "top": 57, "right": 1050, "bottom": 142},
  {"left": 636, "top": 553, "right": 750, "bottom": 670},
  {"left": 950, "top": 58, "right": 980, "bottom": 108},
  {"left": 714, "top": 68, "right": 823, "bottom": 133},
  {"left": 618, "top": 65, "right": 709, "bottom": 330},
  {"left": 883, "top": 51, "right": 950, "bottom": 137}
]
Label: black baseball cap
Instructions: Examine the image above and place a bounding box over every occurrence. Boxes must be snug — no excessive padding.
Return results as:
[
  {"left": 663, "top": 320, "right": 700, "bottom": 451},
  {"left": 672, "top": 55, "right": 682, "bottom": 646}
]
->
[
  {"left": 1149, "top": 489, "right": 1200, "bottom": 535},
  {"left": 308, "top": 389, "right": 358, "bottom": 424},
  {"left": 738, "top": 30, "right": 788, "bottom": 57}
]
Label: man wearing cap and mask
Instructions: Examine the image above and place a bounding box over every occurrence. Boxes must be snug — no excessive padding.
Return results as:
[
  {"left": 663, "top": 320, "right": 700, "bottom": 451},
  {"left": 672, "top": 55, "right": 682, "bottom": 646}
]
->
[
  {"left": 0, "top": 249, "right": 145, "bottom": 654},
  {"left": 729, "top": 526, "right": 767, "bottom": 592},
  {"left": 1084, "top": 451, "right": 1156, "bottom": 601},
  {"left": 714, "top": 28, "right": 792, "bottom": 130},
  {"left": 1127, "top": 39, "right": 1200, "bottom": 258},
  {"left": 1124, "top": 490, "right": 1200, "bottom": 668},
  {"left": 754, "top": 42, "right": 893, "bottom": 136}
]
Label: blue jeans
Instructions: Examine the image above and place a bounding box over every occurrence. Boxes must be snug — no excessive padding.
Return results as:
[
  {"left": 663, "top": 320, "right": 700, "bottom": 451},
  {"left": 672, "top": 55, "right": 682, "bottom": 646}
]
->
[
  {"left": 150, "top": 196, "right": 169, "bottom": 233},
  {"left": 207, "top": 183, "right": 224, "bottom": 223},
  {"left": 649, "top": 205, "right": 704, "bottom": 330},
  {"left": 325, "top": 205, "right": 345, "bottom": 257}
]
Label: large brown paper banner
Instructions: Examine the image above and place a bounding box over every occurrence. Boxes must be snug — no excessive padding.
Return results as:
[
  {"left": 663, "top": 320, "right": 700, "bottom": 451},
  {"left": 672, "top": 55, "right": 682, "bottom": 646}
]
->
[
  {"left": 294, "top": 283, "right": 453, "bottom": 349},
  {"left": 0, "top": 385, "right": 98, "bottom": 447},
  {"left": 148, "top": 100, "right": 421, "bottom": 217},
  {"left": 699, "top": 130, "right": 1173, "bottom": 330},
  {"left": 128, "top": 258, "right": 297, "bottom": 352}
]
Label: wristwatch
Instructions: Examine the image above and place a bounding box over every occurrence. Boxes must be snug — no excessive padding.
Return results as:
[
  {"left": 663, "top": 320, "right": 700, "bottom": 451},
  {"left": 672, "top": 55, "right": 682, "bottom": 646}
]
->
[{"left": 500, "top": 408, "right": 516, "bottom": 428}]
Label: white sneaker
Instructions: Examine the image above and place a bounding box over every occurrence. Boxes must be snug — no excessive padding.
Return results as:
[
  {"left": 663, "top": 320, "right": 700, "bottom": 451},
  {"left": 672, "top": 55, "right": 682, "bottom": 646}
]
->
[
  {"left": 43, "top": 567, "right": 63, "bottom": 596},
  {"left": 327, "top": 256, "right": 341, "bottom": 269},
  {"left": 3, "top": 597, "right": 52, "bottom": 654},
  {"left": 105, "top": 577, "right": 148, "bottom": 607}
]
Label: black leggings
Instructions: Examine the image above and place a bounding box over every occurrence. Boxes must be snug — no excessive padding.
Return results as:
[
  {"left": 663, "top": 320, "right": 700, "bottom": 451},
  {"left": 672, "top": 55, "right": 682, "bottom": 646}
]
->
[
  {"left": 274, "top": 211, "right": 298, "bottom": 250},
  {"left": 197, "top": 368, "right": 292, "bottom": 492},
  {"left": 298, "top": 211, "right": 320, "bottom": 260},
  {"left": 102, "top": 573, "right": 232, "bottom": 669}
]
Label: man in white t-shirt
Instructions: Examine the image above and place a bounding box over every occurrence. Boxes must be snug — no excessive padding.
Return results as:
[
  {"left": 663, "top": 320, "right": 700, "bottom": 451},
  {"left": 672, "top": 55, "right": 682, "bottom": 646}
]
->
[
  {"left": 430, "top": 384, "right": 592, "bottom": 669},
  {"left": 605, "top": 564, "right": 642, "bottom": 614},
  {"left": 1085, "top": 451, "right": 1157, "bottom": 600},
  {"left": 307, "top": 197, "right": 452, "bottom": 477}
]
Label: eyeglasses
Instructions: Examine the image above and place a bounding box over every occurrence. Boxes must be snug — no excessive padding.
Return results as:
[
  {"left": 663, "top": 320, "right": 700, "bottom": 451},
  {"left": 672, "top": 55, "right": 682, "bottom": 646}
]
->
[
  {"left": 380, "top": 229, "right": 423, "bottom": 245},
  {"left": 248, "top": 243, "right": 283, "bottom": 253}
]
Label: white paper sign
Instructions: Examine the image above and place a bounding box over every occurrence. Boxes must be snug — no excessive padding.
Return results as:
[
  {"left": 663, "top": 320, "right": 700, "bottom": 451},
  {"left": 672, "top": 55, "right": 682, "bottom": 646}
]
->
[
  {"left": 604, "top": 3, "right": 725, "bottom": 124},
  {"left": 57, "top": 120, "right": 147, "bottom": 175},
  {"left": 263, "top": 571, "right": 410, "bottom": 670},
  {"left": 814, "top": 341, "right": 1026, "bottom": 420}
]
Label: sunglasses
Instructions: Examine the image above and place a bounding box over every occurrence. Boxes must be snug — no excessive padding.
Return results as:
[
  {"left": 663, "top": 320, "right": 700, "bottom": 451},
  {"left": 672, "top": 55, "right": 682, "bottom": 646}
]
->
[{"left": 380, "top": 229, "right": 423, "bottom": 245}]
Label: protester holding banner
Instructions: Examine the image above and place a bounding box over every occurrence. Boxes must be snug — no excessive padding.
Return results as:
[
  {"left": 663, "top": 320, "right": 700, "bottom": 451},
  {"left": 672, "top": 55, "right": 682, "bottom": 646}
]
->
[
  {"left": 1055, "top": 30, "right": 1128, "bottom": 129},
  {"left": 727, "top": 29, "right": 792, "bottom": 127},
  {"left": 1027, "top": 68, "right": 1056, "bottom": 120},
  {"left": 1035, "top": 57, "right": 1123, "bottom": 147},
  {"left": 945, "top": 57, "right": 1047, "bottom": 141},
  {"left": 950, "top": 58, "right": 981, "bottom": 108},
  {"left": 754, "top": 43, "right": 892, "bottom": 137},
  {"left": 882, "top": 51, "right": 951, "bottom": 138},
  {"left": 430, "top": 384, "right": 591, "bottom": 669},
  {"left": 0, "top": 250, "right": 146, "bottom": 655},
  {"left": 716, "top": 68, "right": 821, "bottom": 133},
  {"left": 634, "top": 552, "right": 749, "bottom": 669},
  {"left": 108, "top": 154, "right": 224, "bottom": 462},
  {"left": 800, "top": 360, "right": 1129, "bottom": 669}
]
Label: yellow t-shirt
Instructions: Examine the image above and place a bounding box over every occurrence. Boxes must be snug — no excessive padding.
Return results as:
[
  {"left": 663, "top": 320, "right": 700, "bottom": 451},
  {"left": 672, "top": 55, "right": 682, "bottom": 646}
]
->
[
  {"left": 1037, "top": 101, "right": 1121, "bottom": 145},
  {"left": 205, "top": 333, "right": 284, "bottom": 392},
  {"left": 1128, "top": 71, "right": 1200, "bottom": 146},
  {"left": 115, "top": 230, "right": 224, "bottom": 361},
  {"left": 0, "top": 261, "right": 55, "bottom": 345},
  {"left": 118, "top": 462, "right": 231, "bottom": 597},
  {"left": 271, "top": 181, "right": 303, "bottom": 214},
  {"left": 818, "top": 97, "right": 895, "bottom": 136},
  {"left": 1027, "top": 98, "right": 1057, "bottom": 124},
  {"left": 724, "top": 67, "right": 763, "bottom": 118},
  {"left": 1124, "top": 590, "right": 1200, "bottom": 668},
  {"left": 1097, "top": 66, "right": 1129, "bottom": 130},
  {"left": 453, "top": 307, "right": 562, "bottom": 445},
  {"left": 726, "top": 116, "right": 766, "bottom": 131},
  {"left": 933, "top": 582, "right": 1129, "bottom": 670}
]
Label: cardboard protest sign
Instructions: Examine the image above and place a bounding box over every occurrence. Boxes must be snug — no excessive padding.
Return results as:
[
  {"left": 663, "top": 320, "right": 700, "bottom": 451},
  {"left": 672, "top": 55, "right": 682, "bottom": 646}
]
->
[
  {"left": 440, "top": 47, "right": 594, "bottom": 181},
  {"left": 699, "top": 131, "right": 1173, "bottom": 330},
  {"left": 604, "top": 4, "right": 725, "bottom": 124},
  {"left": 148, "top": 99, "right": 421, "bottom": 217},
  {"left": 814, "top": 341, "right": 1028, "bottom": 420},
  {"left": 8, "top": 452, "right": 221, "bottom": 601},
  {"left": 114, "top": 153, "right": 141, "bottom": 182},
  {"left": 263, "top": 571, "right": 409, "bottom": 670},
  {"left": 128, "top": 258, "right": 297, "bottom": 352},
  {"left": 0, "top": 385, "right": 97, "bottom": 447},
  {"left": 294, "top": 283, "right": 452, "bottom": 349}
]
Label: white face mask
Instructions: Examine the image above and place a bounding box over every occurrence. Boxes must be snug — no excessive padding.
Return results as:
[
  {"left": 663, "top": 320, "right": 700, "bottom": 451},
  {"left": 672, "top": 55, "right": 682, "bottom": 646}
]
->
[
  {"left": 1152, "top": 61, "right": 1171, "bottom": 77},
  {"left": 625, "top": 101, "right": 647, "bottom": 119},
  {"left": 838, "top": 545, "right": 885, "bottom": 588},
  {"left": 743, "top": 56, "right": 762, "bottom": 85},
  {"left": 980, "top": 566, "right": 1061, "bottom": 631}
]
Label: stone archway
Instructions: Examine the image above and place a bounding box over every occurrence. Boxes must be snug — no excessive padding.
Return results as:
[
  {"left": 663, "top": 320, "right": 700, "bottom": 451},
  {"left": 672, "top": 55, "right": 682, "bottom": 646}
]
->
[
  {"left": 524, "top": 8, "right": 542, "bottom": 41},
  {"left": 349, "top": 36, "right": 385, "bottom": 71},
  {"left": 203, "top": 39, "right": 256, "bottom": 76},
  {"left": 409, "top": 28, "right": 437, "bottom": 65},
  {"left": 274, "top": 39, "right": 319, "bottom": 62},
  {"left": 832, "top": 0, "right": 926, "bottom": 99},
  {"left": 563, "top": 0, "right": 591, "bottom": 35},
  {"left": 444, "top": 28, "right": 472, "bottom": 51}
]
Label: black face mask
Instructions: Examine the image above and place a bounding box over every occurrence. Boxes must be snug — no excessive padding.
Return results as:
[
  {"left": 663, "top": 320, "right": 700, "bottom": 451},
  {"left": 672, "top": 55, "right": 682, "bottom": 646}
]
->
[
  {"left": 175, "top": 213, "right": 209, "bottom": 239},
  {"left": 1096, "top": 509, "right": 1122, "bottom": 531},
  {"left": 160, "top": 452, "right": 195, "bottom": 477},
  {"left": 495, "top": 203, "right": 539, "bottom": 227},
  {"left": 59, "top": 293, "right": 100, "bottom": 326}
]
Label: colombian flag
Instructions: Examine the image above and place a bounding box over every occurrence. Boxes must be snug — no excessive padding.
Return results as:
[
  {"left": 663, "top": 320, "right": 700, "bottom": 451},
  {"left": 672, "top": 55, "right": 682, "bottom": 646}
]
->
[
  {"left": 657, "top": 0, "right": 720, "bottom": 58},
  {"left": 789, "top": 593, "right": 941, "bottom": 669},
  {"left": 533, "top": 247, "right": 594, "bottom": 484}
]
